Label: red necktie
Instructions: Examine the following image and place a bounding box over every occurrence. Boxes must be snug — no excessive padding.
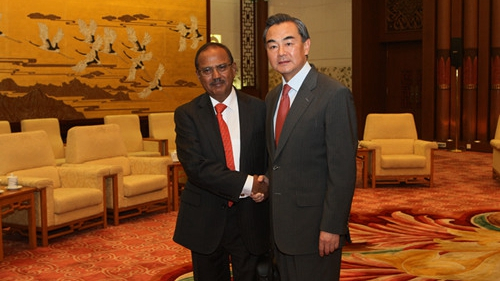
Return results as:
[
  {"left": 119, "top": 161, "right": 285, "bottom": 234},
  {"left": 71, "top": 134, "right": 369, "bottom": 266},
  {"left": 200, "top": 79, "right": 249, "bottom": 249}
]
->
[
  {"left": 215, "top": 103, "right": 235, "bottom": 170},
  {"left": 275, "top": 84, "right": 291, "bottom": 146},
  {"left": 215, "top": 103, "right": 235, "bottom": 207}
]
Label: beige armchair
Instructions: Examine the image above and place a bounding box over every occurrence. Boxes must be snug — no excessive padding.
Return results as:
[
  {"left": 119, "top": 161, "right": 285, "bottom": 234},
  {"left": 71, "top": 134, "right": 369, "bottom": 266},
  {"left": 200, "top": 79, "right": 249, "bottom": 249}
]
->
[
  {"left": 359, "top": 113, "right": 438, "bottom": 187},
  {"left": 491, "top": 116, "right": 500, "bottom": 180},
  {"left": 0, "top": 131, "right": 108, "bottom": 246},
  {"left": 104, "top": 114, "right": 161, "bottom": 157},
  {"left": 65, "top": 124, "right": 171, "bottom": 225},
  {"left": 0, "top": 120, "right": 11, "bottom": 134},
  {"left": 147, "top": 112, "right": 176, "bottom": 157},
  {"left": 21, "top": 118, "right": 66, "bottom": 165}
]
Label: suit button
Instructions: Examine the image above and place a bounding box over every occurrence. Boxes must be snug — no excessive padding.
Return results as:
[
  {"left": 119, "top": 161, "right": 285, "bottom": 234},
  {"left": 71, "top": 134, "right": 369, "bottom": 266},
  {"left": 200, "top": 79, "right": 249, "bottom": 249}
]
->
[{"left": 273, "top": 165, "right": 279, "bottom": 170}]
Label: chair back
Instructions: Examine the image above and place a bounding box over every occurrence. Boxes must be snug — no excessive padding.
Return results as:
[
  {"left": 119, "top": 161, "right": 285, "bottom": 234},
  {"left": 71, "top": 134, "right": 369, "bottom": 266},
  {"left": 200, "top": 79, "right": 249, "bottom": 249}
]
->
[
  {"left": 0, "top": 120, "right": 11, "bottom": 134},
  {"left": 363, "top": 113, "right": 418, "bottom": 140},
  {"left": 0, "top": 131, "right": 56, "bottom": 175},
  {"left": 21, "top": 118, "right": 65, "bottom": 159},
  {"left": 66, "top": 124, "right": 128, "bottom": 164},
  {"left": 104, "top": 114, "right": 144, "bottom": 153},
  {"left": 148, "top": 112, "right": 176, "bottom": 151}
]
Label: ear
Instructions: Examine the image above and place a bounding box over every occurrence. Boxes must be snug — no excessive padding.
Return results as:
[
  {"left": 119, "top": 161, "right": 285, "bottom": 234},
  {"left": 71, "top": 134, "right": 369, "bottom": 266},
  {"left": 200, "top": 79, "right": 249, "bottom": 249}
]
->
[{"left": 303, "top": 38, "right": 311, "bottom": 56}]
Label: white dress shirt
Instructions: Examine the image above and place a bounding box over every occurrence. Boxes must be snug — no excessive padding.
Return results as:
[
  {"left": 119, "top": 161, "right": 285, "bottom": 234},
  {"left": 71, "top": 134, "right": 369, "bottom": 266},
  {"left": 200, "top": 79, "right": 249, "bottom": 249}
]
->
[{"left": 210, "top": 88, "right": 253, "bottom": 197}]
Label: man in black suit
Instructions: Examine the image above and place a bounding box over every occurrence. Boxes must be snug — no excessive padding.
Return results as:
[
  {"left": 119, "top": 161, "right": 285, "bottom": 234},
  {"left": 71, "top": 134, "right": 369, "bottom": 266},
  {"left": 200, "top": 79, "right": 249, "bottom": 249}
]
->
[
  {"left": 173, "top": 42, "right": 269, "bottom": 281},
  {"left": 263, "top": 14, "right": 358, "bottom": 280}
]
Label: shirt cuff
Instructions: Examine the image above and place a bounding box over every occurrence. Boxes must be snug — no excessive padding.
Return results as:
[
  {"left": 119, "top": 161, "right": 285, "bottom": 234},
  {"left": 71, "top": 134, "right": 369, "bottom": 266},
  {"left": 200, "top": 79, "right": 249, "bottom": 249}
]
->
[{"left": 240, "top": 175, "right": 253, "bottom": 198}]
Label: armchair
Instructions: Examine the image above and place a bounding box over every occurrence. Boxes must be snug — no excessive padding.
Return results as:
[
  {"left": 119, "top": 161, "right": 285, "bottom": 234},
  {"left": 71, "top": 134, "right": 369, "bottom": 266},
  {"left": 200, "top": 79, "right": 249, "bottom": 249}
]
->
[
  {"left": 359, "top": 113, "right": 438, "bottom": 187},
  {"left": 491, "top": 116, "right": 500, "bottom": 180},
  {"left": 21, "top": 118, "right": 66, "bottom": 165},
  {"left": 0, "top": 131, "right": 108, "bottom": 246},
  {"left": 0, "top": 120, "right": 11, "bottom": 134},
  {"left": 65, "top": 124, "right": 171, "bottom": 225},
  {"left": 104, "top": 114, "right": 161, "bottom": 157},
  {"left": 147, "top": 112, "right": 176, "bottom": 157}
]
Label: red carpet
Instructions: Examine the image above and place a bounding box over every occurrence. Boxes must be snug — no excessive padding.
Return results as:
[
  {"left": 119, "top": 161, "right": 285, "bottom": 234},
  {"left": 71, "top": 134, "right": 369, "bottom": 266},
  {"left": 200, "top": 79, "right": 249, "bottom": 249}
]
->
[{"left": 1, "top": 150, "right": 499, "bottom": 280}]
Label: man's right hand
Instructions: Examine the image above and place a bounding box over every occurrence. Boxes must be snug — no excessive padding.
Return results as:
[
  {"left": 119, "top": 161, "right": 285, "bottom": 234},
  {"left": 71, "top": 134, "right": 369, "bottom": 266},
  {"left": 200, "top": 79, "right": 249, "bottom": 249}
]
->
[{"left": 251, "top": 175, "right": 269, "bottom": 202}]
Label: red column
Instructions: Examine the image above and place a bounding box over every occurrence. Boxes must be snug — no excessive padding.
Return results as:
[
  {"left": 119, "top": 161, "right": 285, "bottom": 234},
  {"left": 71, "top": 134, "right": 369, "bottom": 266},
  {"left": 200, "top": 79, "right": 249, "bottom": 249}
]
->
[
  {"left": 462, "top": 0, "right": 478, "bottom": 142},
  {"left": 436, "top": 0, "right": 452, "bottom": 141},
  {"left": 491, "top": 0, "right": 500, "bottom": 137}
]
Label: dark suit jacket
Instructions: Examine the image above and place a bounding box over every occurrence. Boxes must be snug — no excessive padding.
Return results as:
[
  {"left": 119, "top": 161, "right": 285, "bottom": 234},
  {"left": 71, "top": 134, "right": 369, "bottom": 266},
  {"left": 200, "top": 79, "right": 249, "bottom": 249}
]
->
[
  {"left": 265, "top": 67, "right": 357, "bottom": 255},
  {"left": 173, "top": 89, "right": 269, "bottom": 255}
]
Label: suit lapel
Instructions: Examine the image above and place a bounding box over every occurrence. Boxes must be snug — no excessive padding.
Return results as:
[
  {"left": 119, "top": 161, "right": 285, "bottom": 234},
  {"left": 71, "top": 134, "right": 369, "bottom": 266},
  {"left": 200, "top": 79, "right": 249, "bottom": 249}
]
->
[
  {"left": 266, "top": 87, "right": 281, "bottom": 156},
  {"left": 237, "top": 91, "right": 252, "bottom": 170},
  {"left": 196, "top": 93, "right": 224, "bottom": 158},
  {"left": 274, "top": 69, "right": 318, "bottom": 158}
]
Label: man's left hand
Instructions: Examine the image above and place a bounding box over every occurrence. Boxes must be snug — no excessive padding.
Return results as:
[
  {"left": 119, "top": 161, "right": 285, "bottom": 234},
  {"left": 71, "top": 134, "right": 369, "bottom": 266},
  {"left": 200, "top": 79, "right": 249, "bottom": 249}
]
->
[{"left": 318, "top": 231, "right": 340, "bottom": 257}]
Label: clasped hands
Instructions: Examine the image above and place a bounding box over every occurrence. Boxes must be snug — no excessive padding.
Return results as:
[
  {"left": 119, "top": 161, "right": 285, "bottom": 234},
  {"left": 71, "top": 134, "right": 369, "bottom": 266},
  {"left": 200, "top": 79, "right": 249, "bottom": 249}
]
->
[{"left": 250, "top": 175, "right": 268, "bottom": 203}]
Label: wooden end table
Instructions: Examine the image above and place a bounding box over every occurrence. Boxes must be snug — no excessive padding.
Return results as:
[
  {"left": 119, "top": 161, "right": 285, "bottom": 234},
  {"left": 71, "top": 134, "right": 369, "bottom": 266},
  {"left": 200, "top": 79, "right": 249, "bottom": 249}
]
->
[
  {"left": 168, "top": 162, "right": 184, "bottom": 211},
  {"left": 356, "top": 148, "right": 376, "bottom": 188},
  {"left": 0, "top": 186, "right": 37, "bottom": 260}
]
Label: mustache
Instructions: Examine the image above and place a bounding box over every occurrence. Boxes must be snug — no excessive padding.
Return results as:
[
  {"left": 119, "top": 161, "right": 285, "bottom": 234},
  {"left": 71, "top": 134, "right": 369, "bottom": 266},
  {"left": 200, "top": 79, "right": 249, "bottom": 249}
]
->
[{"left": 210, "top": 77, "right": 224, "bottom": 85}]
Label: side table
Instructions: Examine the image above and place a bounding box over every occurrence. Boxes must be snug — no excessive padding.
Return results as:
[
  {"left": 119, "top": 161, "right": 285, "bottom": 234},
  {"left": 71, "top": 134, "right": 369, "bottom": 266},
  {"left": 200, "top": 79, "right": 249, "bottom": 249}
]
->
[
  {"left": 168, "top": 162, "right": 184, "bottom": 211},
  {"left": 356, "top": 148, "right": 376, "bottom": 188},
  {"left": 0, "top": 186, "right": 37, "bottom": 260}
]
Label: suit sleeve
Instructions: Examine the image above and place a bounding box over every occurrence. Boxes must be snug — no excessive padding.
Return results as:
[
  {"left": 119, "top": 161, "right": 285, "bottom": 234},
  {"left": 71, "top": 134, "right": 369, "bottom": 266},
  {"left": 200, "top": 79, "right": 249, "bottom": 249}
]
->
[
  {"left": 174, "top": 105, "right": 248, "bottom": 202},
  {"left": 321, "top": 85, "right": 358, "bottom": 235}
]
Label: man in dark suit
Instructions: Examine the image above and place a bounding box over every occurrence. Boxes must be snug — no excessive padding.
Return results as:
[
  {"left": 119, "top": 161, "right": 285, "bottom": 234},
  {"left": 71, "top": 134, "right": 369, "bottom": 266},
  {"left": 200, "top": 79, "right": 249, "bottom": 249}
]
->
[
  {"left": 263, "top": 14, "right": 358, "bottom": 280},
  {"left": 173, "top": 42, "right": 269, "bottom": 281}
]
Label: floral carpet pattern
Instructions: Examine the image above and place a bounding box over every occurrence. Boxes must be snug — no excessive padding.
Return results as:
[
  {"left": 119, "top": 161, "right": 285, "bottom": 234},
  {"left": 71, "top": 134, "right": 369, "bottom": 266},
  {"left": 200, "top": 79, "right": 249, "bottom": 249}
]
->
[
  {"left": 342, "top": 149, "right": 500, "bottom": 281},
  {"left": 1, "top": 150, "right": 499, "bottom": 280}
]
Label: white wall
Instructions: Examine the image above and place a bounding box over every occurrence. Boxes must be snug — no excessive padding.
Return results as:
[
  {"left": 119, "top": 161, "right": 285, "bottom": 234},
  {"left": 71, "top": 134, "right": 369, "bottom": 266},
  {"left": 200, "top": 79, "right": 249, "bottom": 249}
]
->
[
  {"left": 268, "top": 0, "right": 352, "bottom": 68},
  {"left": 210, "top": 0, "right": 352, "bottom": 88}
]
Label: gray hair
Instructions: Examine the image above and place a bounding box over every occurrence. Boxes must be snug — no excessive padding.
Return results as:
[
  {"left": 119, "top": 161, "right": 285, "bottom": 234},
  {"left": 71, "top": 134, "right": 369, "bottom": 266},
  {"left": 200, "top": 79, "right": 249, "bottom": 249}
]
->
[{"left": 262, "top": 13, "right": 310, "bottom": 44}]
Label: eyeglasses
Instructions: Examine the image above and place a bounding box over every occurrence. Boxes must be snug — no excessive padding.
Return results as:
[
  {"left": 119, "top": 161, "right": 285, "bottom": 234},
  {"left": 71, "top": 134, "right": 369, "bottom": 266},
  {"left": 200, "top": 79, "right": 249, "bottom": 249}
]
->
[{"left": 198, "top": 62, "right": 233, "bottom": 77}]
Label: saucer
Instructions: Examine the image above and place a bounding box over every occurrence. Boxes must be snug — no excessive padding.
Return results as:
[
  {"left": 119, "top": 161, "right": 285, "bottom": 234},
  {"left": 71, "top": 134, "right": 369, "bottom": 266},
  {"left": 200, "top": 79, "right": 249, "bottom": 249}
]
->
[{"left": 6, "top": 185, "right": 22, "bottom": 190}]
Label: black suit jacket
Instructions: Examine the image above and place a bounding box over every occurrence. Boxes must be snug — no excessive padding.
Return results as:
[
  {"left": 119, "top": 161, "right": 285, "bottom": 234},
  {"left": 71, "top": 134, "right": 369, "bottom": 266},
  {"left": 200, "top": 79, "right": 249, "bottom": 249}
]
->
[
  {"left": 265, "top": 67, "right": 357, "bottom": 255},
  {"left": 173, "top": 89, "right": 269, "bottom": 255}
]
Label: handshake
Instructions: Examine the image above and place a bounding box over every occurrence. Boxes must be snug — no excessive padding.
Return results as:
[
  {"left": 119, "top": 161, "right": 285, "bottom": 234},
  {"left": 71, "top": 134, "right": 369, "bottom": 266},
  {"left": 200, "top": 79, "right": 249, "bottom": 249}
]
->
[{"left": 251, "top": 175, "right": 269, "bottom": 203}]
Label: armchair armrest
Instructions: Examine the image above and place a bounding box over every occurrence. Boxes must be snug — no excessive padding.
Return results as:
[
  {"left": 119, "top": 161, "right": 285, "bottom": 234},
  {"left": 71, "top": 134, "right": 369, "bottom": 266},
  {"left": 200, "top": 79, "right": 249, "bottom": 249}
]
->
[
  {"left": 414, "top": 140, "right": 438, "bottom": 155},
  {"left": 359, "top": 140, "right": 381, "bottom": 152},
  {"left": 491, "top": 139, "right": 500, "bottom": 150},
  {"left": 129, "top": 156, "right": 171, "bottom": 175},
  {"left": 0, "top": 176, "right": 53, "bottom": 190},
  {"left": 143, "top": 138, "right": 168, "bottom": 155},
  {"left": 58, "top": 165, "right": 111, "bottom": 189}
]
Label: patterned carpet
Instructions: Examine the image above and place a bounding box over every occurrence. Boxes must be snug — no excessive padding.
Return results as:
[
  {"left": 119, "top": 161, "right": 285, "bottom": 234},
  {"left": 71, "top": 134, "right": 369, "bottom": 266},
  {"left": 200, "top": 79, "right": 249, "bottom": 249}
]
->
[{"left": 1, "top": 149, "right": 499, "bottom": 280}]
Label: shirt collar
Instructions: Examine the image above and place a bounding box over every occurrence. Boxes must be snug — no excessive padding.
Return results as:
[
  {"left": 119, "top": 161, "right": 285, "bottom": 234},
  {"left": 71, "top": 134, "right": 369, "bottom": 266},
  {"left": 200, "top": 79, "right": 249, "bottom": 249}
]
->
[
  {"left": 210, "top": 87, "right": 237, "bottom": 111},
  {"left": 282, "top": 61, "right": 311, "bottom": 92}
]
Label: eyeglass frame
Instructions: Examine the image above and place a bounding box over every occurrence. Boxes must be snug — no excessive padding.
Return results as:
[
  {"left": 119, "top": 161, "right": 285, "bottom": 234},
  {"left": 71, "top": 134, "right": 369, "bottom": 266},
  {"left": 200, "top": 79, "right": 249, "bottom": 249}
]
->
[{"left": 197, "top": 62, "right": 234, "bottom": 77}]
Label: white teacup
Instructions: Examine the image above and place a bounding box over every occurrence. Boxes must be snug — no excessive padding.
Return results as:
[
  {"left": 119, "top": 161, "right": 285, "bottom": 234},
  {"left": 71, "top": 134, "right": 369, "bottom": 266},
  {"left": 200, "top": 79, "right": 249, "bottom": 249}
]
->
[
  {"left": 170, "top": 150, "right": 179, "bottom": 162},
  {"left": 7, "top": 174, "right": 18, "bottom": 188}
]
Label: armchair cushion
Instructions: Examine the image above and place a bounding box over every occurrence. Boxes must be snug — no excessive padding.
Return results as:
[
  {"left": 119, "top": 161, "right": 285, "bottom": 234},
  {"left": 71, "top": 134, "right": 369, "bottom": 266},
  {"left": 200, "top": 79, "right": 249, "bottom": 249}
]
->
[
  {"left": 0, "top": 120, "right": 11, "bottom": 134},
  {"left": 124, "top": 175, "right": 168, "bottom": 197},
  {"left": 380, "top": 155, "right": 427, "bottom": 169},
  {"left": 0, "top": 132, "right": 56, "bottom": 174},
  {"left": 21, "top": 118, "right": 65, "bottom": 164},
  {"left": 104, "top": 114, "right": 161, "bottom": 157},
  {"left": 54, "top": 188, "right": 103, "bottom": 214}
]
